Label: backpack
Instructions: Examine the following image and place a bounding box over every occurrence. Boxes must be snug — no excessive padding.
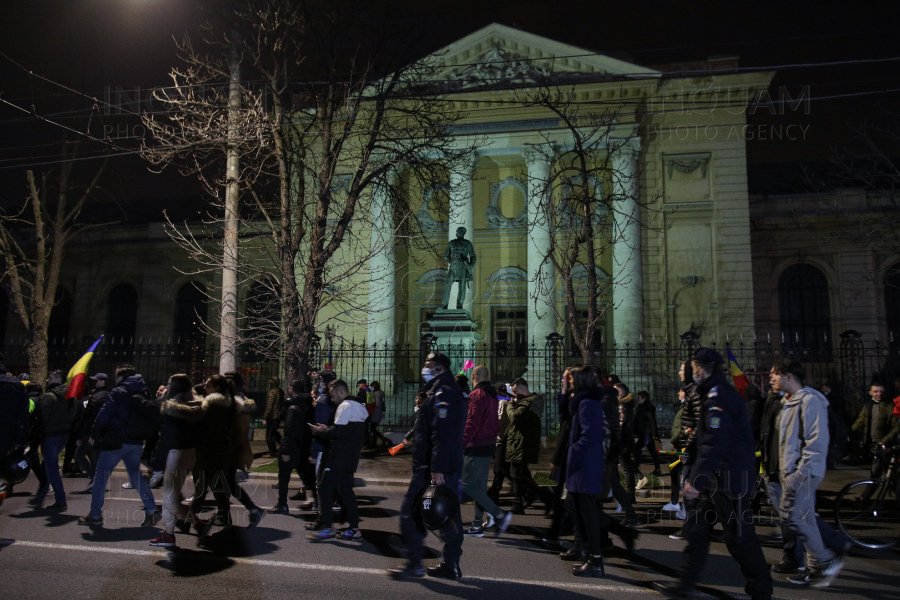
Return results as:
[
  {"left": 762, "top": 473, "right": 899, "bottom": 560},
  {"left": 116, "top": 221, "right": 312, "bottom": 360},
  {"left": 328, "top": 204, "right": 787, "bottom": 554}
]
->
[{"left": 124, "top": 392, "right": 163, "bottom": 441}]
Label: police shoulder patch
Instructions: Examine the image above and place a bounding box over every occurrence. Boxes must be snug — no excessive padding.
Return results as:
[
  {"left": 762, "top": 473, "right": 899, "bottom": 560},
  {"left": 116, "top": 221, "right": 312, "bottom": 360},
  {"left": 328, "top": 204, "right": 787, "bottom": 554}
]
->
[
  {"left": 438, "top": 407, "right": 448, "bottom": 419},
  {"left": 708, "top": 386, "right": 719, "bottom": 397},
  {"left": 710, "top": 416, "right": 721, "bottom": 429}
]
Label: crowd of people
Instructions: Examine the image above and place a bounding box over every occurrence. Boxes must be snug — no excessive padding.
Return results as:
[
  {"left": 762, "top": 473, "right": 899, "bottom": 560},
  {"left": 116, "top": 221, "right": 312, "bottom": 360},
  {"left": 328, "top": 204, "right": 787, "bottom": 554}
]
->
[{"left": 1, "top": 346, "right": 899, "bottom": 598}]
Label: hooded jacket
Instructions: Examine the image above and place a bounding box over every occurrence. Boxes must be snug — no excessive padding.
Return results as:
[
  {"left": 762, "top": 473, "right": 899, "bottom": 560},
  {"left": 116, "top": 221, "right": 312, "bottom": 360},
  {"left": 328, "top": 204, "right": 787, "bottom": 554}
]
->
[
  {"left": 40, "top": 383, "right": 76, "bottom": 438},
  {"left": 633, "top": 398, "right": 659, "bottom": 439},
  {"left": 78, "top": 389, "right": 110, "bottom": 442},
  {"left": 463, "top": 381, "right": 499, "bottom": 451},
  {"left": 566, "top": 387, "right": 606, "bottom": 494},
  {"left": 281, "top": 393, "right": 315, "bottom": 457},
  {"left": 148, "top": 391, "right": 205, "bottom": 471},
  {"left": 91, "top": 375, "right": 149, "bottom": 446},
  {"left": 232, "top": 394, "right": 257, "bottom": 471},
  {"left": 315, "top": 395, "right": 368, "bottom": 472},
  {"left": 778, "top": 386, "right": 830, "bottom": 480},
  {"left": 505, "top": 392, "right": 543, "bottom": 464}
]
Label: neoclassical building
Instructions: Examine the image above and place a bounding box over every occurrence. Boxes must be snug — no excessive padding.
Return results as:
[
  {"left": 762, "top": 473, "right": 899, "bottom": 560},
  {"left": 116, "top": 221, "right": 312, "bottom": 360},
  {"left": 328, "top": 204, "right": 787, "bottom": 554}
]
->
[{"left": 4, "top": 24, "right": 798, "bottom": 390}]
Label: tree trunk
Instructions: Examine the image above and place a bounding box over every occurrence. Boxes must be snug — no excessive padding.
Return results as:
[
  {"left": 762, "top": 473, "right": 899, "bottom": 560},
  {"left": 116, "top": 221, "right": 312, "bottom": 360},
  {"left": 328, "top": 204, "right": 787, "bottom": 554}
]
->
[{"left": 27, "top": 330, "right": 49, "bottom": 386}]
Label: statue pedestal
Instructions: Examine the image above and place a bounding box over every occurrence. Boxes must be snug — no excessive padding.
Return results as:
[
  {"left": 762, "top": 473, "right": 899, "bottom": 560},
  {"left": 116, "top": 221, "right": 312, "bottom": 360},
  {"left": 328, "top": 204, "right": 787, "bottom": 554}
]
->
[{"left": 426, "top": 309, "right": 483, "bottom": 371}]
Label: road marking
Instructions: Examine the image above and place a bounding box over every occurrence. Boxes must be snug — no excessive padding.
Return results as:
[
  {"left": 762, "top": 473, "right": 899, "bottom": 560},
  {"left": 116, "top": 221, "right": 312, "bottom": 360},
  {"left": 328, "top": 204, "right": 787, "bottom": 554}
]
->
[{"left": 0, "top": 538, "right": 654, "bottom": 594}]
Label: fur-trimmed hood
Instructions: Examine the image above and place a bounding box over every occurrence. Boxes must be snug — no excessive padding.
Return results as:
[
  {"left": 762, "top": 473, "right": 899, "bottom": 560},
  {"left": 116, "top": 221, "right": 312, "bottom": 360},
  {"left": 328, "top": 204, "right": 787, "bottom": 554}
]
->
[
  {"left": 161, "top": 392, "right": 205, "bottom": 421},
  {"left": 618, "top": 393, "right": 634, "bottom": 405},
  {"left": 202, "top": 392, "right": 233, "bottom": 409},
  {"left": 234, "top": 394, "right": 257, "bottom": 415}
]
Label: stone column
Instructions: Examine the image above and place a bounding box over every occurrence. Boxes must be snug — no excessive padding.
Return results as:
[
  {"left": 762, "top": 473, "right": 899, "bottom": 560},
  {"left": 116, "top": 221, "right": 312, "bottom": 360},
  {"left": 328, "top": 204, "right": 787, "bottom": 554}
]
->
[
  {"left": 366, "top": 172, "right": 397, "bottom": 394},
  {"left": 447, "top": 154, "right": 479, "bottom": 317},
  {"left": 524, "top": 144, "right": 556, "bottom": 384},
  {"left": 612, "top": 138, "right": 644, "bottom": 345}
]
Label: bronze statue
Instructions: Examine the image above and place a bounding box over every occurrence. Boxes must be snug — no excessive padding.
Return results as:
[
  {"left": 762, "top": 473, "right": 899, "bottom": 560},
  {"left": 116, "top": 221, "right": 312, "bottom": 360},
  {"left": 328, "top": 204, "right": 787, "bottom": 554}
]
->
[{"left": 441, "top": 226, "right": 476, "bottom": 310}]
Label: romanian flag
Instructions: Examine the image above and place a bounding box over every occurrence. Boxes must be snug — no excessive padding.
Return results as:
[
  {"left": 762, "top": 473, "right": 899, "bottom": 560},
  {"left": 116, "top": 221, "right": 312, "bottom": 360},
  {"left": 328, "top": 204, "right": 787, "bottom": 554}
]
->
[
  {"left": 65, "top": 336, "right": 103, "bottom": 400},
  {"left": 325, "top": 348, "right": 333, "bottom": 371},
  {"left": 727, "top": 346, "right": 750, "bottom": 398}
]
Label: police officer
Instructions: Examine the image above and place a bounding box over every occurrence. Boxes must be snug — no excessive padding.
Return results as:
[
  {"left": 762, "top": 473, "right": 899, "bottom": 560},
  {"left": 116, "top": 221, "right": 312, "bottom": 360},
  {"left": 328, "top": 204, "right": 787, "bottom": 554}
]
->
[
  {"left": 388, "top": 352, "right": 466, "bottom": 581},
  {"left": 654, "top": 348, "right": 773, "bottom": 600}
]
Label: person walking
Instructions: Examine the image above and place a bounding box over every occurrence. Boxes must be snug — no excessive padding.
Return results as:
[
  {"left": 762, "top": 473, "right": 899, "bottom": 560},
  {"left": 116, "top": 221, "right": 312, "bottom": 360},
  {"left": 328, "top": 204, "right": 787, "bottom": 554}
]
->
[
  {"left": 654, "top": 348, "right": 772, "bottom": 600},
  {"left": 487, "top": 383, "right": 513, "bottom": 504},
  {"left": 308, "top": 379, "right": 368, "bottom": 541},
  {"left": 368, "top": 381, "right": 391, "bottom": 449},
  {"left": 505, "top": 378, "right": 553, "bottom": 513},
  {"left": 74, "top": 373, "right": 110, "bottom": 493},
  {"left": 0, "top": 357, "right": 29, "bottom": 463},
  {"left": 30, "top": 370, "right": 75, "bottom": 511},
  {"left": 271, "top": 379, "right": 316, "bottom": 514},
  {"left": 263, "top": 376, "right": 285, "bottom": 458},
  {"left": 614, "top": 382, "right": 638, "bottom": 501},
  {"left": 388, "top": 352, "right": 466, "bottom": 581},
  {"left": 599, "top": 378, "right": 638, "bottom": 527},
  {"left": 147, "top": 374, "right": 204, "bottom": 547},
  {"left": 851, "top": 382, "right": 900, "bottom": 497},
  {"left": 77, "top": 365, "right": 161, "bottom": 526},
  {"left": 461, "top": 366, "right": 513, "bottom": 537},
  {"left": 23, "top": 382, "right": 47, "bottom": 495},
  {"left": 661, "top": 390, "right": 686, "bottom": 517},
  {"left": 220, "top": 371, "right": 265, "bottom": 532},
  {"left": 632, "top": 390, "right": 661, "bottom": 489}
]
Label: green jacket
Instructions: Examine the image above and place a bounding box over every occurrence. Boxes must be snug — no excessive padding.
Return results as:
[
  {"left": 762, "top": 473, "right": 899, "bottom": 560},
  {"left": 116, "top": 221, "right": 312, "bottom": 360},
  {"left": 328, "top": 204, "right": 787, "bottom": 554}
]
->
[
  {"left": 852, "top": 399, "right": 900, "bottom": 446},
  {"left": 670, "top": 406, "right": 684, "bottom": 448},
  {"left": 505, "top": 393, "right": 543, "bottom": 464}
]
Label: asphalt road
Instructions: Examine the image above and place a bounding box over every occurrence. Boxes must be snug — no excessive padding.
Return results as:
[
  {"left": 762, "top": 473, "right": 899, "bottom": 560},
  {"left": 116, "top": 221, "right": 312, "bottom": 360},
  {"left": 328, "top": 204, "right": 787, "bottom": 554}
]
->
[{"left": 0, "top": 470, "right": 896, "bottom": 600}]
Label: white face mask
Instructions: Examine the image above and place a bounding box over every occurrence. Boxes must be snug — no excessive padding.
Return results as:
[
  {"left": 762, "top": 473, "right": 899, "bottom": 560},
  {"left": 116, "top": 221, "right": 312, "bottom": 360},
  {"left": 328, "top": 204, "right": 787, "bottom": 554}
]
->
[
  {"left": 692, "top": 373, "right": 704, "bottom": 385},
  {"left": 506, "top": 384, "right": 514, "bottom": 396},
  {"left": 421, "top": 366, "right": 436, "bottom": 383}
]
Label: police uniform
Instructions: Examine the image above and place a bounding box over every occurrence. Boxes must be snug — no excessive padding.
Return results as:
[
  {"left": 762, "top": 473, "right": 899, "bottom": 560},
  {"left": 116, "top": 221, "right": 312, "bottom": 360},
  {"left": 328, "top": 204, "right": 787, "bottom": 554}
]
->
[
  {"left": 678, "top": 351, "right": 773, "bottom": 600},
  {"left": 398, "top": 367, "right": 467, "bottom": 568}
]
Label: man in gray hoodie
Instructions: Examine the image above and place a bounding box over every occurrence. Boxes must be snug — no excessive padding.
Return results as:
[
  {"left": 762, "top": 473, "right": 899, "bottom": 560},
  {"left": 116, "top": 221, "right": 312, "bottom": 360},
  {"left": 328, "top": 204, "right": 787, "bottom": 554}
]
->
[{"left": 770, "top": 359, "right": 846, "bottom": 588}]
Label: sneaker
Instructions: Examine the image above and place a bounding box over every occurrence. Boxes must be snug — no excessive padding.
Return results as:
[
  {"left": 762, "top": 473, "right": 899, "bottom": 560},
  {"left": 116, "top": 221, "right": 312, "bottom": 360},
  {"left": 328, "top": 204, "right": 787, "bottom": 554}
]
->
[
  {"left": 496, "top": 511, "right": 513, "bottom": 536},
  {"left": 340, "top": 528, "right": 361, "bottom": 541},
  {"left": 268, "top": 504, "right": 290, "bottom": 515},
  {"left": 427, "top": 561, "right": 462, "bottom": 581},
  {"left": 122, "top": 482, "right": 134, "bottom": 490},
  {"left": 676, "top": 505, "right": 686, "bottom": 520},
  {"left": 248, "top": 507, "right": 265, "bottom": 528},
  {"left": 305, "top": 519, "right": 323, "bottom": 531},
  {"left": 307, "top": 528, "right": 335, "bottom": 542},
  {"left": 81, "top": 480, "right": 94, "bottom": 493},
  {"left": 28, "top": 496, "right": 44, "bottom": 507},
  {"left": 465, "top": 526, "right": 485, "bottom": 537},
  {"left": 149, "top": 474, "right": 163, "bottom": 489},
  {"left": 661, "top": 502, "right": 680, "bottom": 512},
  {"left": 78, "top": 514, "right": 103, "bottom": 526},
  {"left": 771, "top": 561, "right": 806, "bottom": 574},
  {"left": 483, "top": 512, "right": 496, "bottom": 529},
  {"left": 669, "top": 532, "right": 685, "bottom": 541},
  {"left": 621, "top": 516, "right": 640, "bottom": 527},
  {"left": 141, "top": 509, "right": 163, "bottom": 527},
  {"left": 826, "top": 543, "right": 850, "bottom": 577},
  {"left": 386, "top": 563, "right": 425, "bottom": 580},
  {"left": 788, "top": 569, "right": 838, "bottom": 587},
  {"left": 149, "top": 532, "right": 176, "bottom": 547},
  {"left": 183, "top": 495, "right": 195, "bottom": 504},
  {"left": 46, "top": 502, "right": 67, "bottom": 511},
  {"left": 636, "top": 477, "right": 649, "bottom": 490},
  {"left": 175, "top": 519, "right": 192, "bottom": 535},
  {"left": 615, "top": 501, "right": 623, "bottom": 514},
  {"left": 290, "top": 491, "right": 305, "bottom": 501}
]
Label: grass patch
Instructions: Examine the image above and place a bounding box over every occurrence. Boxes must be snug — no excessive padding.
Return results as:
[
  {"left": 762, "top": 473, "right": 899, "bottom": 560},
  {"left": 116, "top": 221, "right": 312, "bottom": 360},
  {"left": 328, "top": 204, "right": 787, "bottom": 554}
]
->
[{"left": 251, "top": 461, "right": 280, "bottom": 473}]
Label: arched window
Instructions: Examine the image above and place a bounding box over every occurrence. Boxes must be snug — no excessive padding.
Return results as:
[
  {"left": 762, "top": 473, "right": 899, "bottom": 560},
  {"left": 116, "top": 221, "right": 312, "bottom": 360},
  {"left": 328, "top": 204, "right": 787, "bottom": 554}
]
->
[
  {"left": 243, "top": 280, "right": 280, "bottom": 362},
  {"left": 779, "top": 264, "right": 831, "bottom": 349},
  {"left": 48, "top": 287, "right": 73, "bottom": 348},
  {"left": 173, "top": 283, "right": 208, "bottom": 354},
  {"left": 885, "top": 263, "right": 900, "bottom": 348},
  {"left": 105, "top": 283, "right": 138, "bottom": 355}
]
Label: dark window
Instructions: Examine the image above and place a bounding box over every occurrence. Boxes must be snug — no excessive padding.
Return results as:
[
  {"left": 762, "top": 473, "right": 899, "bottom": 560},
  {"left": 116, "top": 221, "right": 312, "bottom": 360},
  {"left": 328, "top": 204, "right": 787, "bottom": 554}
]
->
[
  {"left": 105, "top": 283, "right": 138, "bottom": 355},
  {"left": 885, "top": 263, "right": 900, "bottom": 349},
  {"left": 779, "top": 264, "right": 831, "bottom": 349},
  {"left": 48, "top": 287, "right": 73, "bottom": 347},
  {"left": 243, "top": 281, "right": 280, "bottom": 361},
  {"left": 173, "top": 282, "right": 208, "bottom": 355}
]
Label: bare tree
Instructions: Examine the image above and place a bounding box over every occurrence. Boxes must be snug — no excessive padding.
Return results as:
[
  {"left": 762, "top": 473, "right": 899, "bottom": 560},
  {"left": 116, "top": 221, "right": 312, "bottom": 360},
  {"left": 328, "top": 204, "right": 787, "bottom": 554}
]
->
[
  {"left": 144, "top": 0, "right": 476, "bottom": 381},
  {"left": 518, "top": 85, "right": 659, "bottom": 363},
  {"left": 0, "top": 146, "right": 109, "bottom": 383}
]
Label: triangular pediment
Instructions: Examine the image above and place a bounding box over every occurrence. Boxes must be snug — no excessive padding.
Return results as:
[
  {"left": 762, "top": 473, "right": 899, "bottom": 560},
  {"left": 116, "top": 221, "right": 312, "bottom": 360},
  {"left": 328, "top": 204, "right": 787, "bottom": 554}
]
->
[{"left": 432, "top": 23, "right": 660, "bottom": 90}]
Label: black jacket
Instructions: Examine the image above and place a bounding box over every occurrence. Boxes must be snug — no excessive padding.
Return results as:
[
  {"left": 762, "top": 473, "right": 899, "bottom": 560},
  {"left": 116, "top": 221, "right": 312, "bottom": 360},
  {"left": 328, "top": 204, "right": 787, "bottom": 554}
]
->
[
  {"left": 0, "top": 373, "right": 29, "bottom": 453},
  {"left": 551, "top": 391, "right": 576, "bottom": 472},
  {"left": 149, "top": 392, "right": 205, "bottom": 470},
  {"left": 600, "top": 386, "right": 622, "bottom": 455},
  {"left": 688, "top": 372, "right": 758, "bottom": 495},
  {"left": 281, "top": 394, "right": 315, "bottom": 457},
  {"left": 760, "top": 391, "right": 783, "bottom": 481},
  {"left": 633, "top": 399, "right": 659, "bottom": 439},
  {"left": 315, "top": 396, "right": 368, "bottom": 472},
  {"left": 78, "top": 389, "right": 110, "bottom": 442},
  {"left": 411, "top": 371, "right": 466, "bottom": 475},
  {"left": 90, "top": 375, "right": 148, "bottom": 446},
  {"left": 41, "top": 384, "right": 76, "bottom": 438},
  {"left": 618, "top": 393, "right": 635, "bottom": 446},
  {"left": 679, "top": 381, "right": 703, "bottom": 453},
  {"left": 194, "top": 392, "right": 235, "bottom": 470}
]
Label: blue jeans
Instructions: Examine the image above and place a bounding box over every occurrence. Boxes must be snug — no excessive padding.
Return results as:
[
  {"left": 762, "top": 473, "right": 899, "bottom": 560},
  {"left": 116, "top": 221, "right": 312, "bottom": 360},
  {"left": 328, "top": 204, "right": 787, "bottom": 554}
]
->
[
  {"left": 90, "top": 443, "right": 157, "bottom": 517},
  {"left": 38, "top": 434, "right": 69, "bottom": 504}
]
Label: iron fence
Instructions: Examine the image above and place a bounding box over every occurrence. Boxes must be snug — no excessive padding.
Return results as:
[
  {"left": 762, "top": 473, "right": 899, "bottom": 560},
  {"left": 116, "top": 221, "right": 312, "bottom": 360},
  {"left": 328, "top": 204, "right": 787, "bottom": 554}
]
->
[{"left": 4, "top": 330, "right": 896, "bottom": 435}]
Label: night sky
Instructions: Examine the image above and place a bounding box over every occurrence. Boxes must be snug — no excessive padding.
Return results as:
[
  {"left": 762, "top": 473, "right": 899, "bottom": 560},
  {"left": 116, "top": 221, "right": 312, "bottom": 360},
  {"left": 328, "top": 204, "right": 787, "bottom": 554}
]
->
[{"left": 1, "top": 0, "right": 899, "bottom": 213}]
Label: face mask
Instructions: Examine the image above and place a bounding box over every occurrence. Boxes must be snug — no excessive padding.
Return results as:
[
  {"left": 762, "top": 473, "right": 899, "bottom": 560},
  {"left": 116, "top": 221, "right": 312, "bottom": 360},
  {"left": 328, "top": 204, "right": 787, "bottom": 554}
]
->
[
  {"left": 692, "top": 373, "right": 703, "bottom": 385},
  {"left": 317, "top": 383, "right": 324, "bottom": 393},
  {"left": 421, "top": 367, "right": 436, "bottom": 383},
  {"left": 506, "top": 384, "right": 514, "bottom": 396}
]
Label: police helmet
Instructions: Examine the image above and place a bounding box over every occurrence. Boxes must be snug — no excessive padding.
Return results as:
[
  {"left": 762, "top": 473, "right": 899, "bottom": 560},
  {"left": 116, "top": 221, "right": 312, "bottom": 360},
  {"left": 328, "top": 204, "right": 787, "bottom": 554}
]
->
[
  {"left": 418, "top": 484, "right": 459, "bottom": 530},
  {"left": 0, "top": 449, "right": 31, "bottom": 485}
]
